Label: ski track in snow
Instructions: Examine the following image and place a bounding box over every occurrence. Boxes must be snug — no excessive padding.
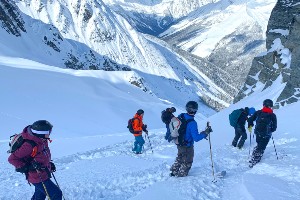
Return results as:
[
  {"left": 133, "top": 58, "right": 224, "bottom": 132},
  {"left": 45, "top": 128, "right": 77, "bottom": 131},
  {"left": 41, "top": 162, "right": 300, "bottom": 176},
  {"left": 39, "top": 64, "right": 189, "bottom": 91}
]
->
[{"left": 1, "top": 132, "right": 299, "bottom": 199}]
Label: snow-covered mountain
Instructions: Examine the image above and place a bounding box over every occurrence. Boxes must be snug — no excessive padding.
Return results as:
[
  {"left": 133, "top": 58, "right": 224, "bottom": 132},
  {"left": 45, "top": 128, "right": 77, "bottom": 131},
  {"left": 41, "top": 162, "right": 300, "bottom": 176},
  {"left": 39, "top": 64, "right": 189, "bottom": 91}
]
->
[
  {"left": 235, "top": 0, "right": 300, "bottom": 107},
  {"left": 102, "top": 0, "right": 277, "bottom": 99},
  {"left": 102, "top": 0, "right": 213, "bottom": 35},
  {"left": 0, "top": 0, "right": 231, "bottom": 111},
  {"left": 160, "top": 0, "right": 277, "bottom": 97},
  {"left": 0, "top": 54, "right": 299, "bottom": 200}
]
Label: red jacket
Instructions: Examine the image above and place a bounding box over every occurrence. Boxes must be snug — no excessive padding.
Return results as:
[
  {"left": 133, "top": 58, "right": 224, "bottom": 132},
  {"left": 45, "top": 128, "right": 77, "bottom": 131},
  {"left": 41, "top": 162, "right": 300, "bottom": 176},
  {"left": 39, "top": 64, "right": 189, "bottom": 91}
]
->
[
  {"left": 8, "top": 126, "right": 52, "bottom": 184},
  {"left": 132, "top": 114, "right": 144, "bottom": 136}
]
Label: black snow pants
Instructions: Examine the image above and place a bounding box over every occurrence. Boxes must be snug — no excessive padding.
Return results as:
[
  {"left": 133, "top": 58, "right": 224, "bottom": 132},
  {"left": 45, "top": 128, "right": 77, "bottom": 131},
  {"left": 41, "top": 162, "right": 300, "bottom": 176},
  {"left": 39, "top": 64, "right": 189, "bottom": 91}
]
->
[
  {"left": 232, "top": 126, "right": 247, "bottom": 148},
  {"left": 249, "top": 134, "right": 271, "bottom": 167}
]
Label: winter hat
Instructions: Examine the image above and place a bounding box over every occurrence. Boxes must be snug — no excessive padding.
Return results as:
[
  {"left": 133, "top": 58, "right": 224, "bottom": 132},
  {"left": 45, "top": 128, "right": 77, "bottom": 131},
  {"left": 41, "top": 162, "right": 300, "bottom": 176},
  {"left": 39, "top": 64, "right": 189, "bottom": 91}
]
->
[
  {"left": 248, "top": 107, "right": 256, "bottom": 116},
  {"left": 31, "top": 120, "right": 53, "bottom": 135},
  {"left": 137, "top": 109, "right": 144, "bottom": 115}
]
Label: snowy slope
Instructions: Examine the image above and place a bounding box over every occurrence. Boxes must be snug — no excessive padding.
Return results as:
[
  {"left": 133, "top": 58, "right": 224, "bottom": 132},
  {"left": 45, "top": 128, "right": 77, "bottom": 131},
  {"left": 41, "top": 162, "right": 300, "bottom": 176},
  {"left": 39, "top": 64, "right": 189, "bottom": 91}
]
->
[{"left": 0, "top": 56, "right": 300, "bottom": 200}]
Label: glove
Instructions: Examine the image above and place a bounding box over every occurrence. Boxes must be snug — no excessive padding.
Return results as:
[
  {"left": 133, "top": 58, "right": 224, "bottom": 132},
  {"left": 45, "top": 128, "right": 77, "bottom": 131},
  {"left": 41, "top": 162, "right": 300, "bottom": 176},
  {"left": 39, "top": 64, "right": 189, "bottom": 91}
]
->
[
  {"left": 30, "top": 161, "right": 43, "bottom": 170},
  {"left": 50, "top": 162, "right": 56, "bottom": 172},
  {"left": 205, "top": 126, "right": 213, "bottom": 134},
  {"left": 248, "top": 126, "right": 253, "bottom": 133},
  {"left": 142, "top": 124, "right": 147, "bottom": 132},
  {"left": 16, "top": 165, "right": 29, "bottom": 174}
]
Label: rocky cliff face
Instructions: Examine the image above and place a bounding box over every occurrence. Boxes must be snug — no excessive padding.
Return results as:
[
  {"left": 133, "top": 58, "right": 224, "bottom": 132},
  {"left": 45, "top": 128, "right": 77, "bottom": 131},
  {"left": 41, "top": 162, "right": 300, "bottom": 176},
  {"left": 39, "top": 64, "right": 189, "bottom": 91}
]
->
[
  {"left": 0, "top": 1, "right": 26, "bottom": 36},
  {"left": 234, "top": 0, "right": 300, "bottom": 107}
]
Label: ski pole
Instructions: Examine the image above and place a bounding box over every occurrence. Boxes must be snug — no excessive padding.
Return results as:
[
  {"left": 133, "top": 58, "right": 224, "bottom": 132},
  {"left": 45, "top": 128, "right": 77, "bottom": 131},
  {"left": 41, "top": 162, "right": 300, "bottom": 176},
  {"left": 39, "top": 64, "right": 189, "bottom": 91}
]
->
[
  {"left": 36, "top": 170, "right": 51, "bottom": 200},
  {"left": 145, "top": 131, "right": 153, "bottom": 153},
  {"left": 249, "top": 130, "right": 252, "bottom": 158},
  {"left": 51, "top": 172, "right": 66, "bottom": 200},
  {"left": 207, "top": 122, "right": 216, "bottom": 182},
  {"left": 271, "top": 136, "right": 279, "bottom": 160}
]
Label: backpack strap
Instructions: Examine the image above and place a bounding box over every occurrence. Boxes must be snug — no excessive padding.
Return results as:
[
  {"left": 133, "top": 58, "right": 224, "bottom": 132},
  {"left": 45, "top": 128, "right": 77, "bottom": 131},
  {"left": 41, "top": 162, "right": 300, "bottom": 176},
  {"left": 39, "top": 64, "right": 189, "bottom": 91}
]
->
[{"left": 23, "top": 139, "right": 38, "bottom": 158}]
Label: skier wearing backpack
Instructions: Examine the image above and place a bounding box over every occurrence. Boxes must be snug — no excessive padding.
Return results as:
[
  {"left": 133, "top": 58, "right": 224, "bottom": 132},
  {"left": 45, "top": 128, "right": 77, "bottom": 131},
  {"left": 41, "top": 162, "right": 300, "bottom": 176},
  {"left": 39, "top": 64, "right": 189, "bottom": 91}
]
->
[
  {"left": 170, "top": 101, "right": 212, "bottom": 177},
  {"left": 8, "top": 120, "right": 62, "bottom": 200},
  {"left": 161, "top": 107, "right": 176, "bottom": 142},
  {"left": 131, "top": 109, "right": 148, "bottom": 154},
  {"left": 231, "top": 107, "right": 256, "bottom": 149},
  {"left": 248, "top": 99, "right": 277, "bottom": 168}
]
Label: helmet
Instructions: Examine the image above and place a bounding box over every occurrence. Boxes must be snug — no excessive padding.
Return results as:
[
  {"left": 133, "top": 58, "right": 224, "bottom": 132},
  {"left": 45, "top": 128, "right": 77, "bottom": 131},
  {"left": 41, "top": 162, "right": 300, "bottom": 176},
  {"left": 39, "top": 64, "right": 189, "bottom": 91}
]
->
[
  {"left": 137, "top": 109, "right": 144, "bottom": 115},
  {"left": 263, "top": 99, "right": 273, "bottom": 108},
  {"left": 31, "top": 120, "right": 53, "bottom": 134},
  {"left": 186, "top": 101, "right": 198, "bottom": 114},
  {"left": 248, "top": 107, "right": 256, "bottom": 116}
]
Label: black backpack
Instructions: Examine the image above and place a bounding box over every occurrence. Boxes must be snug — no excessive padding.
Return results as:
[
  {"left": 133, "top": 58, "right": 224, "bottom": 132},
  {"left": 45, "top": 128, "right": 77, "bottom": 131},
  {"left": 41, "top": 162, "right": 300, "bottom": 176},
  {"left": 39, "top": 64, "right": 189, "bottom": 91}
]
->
[
  {"left": 176, "top": 114, "right": 194, "bottom": 146},
  {"left": 255, "top": 112, "right": 272, "bottom": 136},
  {"left": 127, "top": 118, "right": 139, "bottom": 134},
  {"left": 161, "top": 109, "right": 173, "bottom": 124}
]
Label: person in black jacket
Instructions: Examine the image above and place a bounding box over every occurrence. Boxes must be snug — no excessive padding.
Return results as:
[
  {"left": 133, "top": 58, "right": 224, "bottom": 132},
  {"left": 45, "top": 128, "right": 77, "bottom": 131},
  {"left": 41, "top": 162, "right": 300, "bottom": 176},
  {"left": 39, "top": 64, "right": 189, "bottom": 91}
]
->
[
  {"left": 232, "top": 107, "right": 255, "bottom": 149},
  {"left": 248, "top": 99, "right": 277, "bottom": 168}
]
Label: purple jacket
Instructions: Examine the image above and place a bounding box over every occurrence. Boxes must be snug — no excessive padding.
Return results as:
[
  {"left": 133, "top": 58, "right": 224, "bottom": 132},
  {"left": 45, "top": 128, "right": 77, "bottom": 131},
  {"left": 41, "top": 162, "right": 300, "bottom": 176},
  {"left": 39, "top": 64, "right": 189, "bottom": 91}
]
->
[{"left": 8, "top": 126, "right": 52, "bottom": 184}]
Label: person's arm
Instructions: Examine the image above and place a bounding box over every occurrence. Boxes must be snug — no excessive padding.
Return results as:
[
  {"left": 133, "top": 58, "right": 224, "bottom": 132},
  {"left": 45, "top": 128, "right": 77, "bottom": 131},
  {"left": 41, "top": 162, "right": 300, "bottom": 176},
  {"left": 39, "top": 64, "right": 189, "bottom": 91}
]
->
[
  {"left": 248, "top": 111, "right": 258, "bottom": 127},
  {"left": 190, "top": 121, "right": 207, "bottom": 142},
  {"left": 271, "top": 114, "right": 277, "bottom": 132},
  {"left": 8, "top": 142, "right": 33, "bottom": 169}
]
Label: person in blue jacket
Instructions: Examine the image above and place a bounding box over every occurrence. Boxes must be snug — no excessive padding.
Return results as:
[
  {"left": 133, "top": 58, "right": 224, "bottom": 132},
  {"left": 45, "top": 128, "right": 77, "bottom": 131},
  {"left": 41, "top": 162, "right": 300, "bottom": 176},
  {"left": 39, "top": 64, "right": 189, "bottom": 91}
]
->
[{"left": 170, "top": 101, "right": 212, "bottom": 177}]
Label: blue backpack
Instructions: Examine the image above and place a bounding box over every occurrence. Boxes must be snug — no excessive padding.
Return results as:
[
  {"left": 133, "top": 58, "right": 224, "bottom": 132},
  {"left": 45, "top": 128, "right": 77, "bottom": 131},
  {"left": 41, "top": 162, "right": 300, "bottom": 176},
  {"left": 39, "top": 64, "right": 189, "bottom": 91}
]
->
[{"left": 229, "top": 109, "right": 243, "bottom": 128}]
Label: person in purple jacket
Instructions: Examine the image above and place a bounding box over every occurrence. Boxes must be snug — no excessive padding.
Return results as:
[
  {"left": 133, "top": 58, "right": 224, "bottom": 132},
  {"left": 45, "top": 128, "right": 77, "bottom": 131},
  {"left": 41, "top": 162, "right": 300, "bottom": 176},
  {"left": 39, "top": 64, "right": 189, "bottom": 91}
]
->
[
  {"left": 170, "top": 101, "right": 212, "bottom": 177},
  {"left": 8, "top": 120, "right": 62, "bottom": 200}
]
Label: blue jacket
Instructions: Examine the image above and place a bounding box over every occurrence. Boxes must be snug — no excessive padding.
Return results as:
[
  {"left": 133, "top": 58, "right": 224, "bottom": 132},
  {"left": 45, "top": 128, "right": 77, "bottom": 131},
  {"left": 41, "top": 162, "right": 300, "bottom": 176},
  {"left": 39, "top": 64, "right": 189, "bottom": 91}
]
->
[{"left": 181, "top": 113, "right": 207, "bottom": 147}]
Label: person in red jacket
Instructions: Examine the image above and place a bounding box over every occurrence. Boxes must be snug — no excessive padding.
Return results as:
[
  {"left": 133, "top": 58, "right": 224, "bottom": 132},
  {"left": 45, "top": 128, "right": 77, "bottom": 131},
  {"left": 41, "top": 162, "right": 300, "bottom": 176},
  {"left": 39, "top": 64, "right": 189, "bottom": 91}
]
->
[
  {"left": 248, "top": 99, "right": 277, "bottom": 168},
  {"left": 132, "top": 109, "right": 148, "bottom": 154},
  {"left": 8, "top": 120, "right": 62, "bottom": 200}
]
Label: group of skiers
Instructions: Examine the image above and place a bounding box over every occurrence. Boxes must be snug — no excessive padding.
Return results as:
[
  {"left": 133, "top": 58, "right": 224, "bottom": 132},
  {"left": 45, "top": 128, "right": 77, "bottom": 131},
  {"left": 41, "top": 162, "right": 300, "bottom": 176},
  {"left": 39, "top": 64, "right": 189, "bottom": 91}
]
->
[
  {"left": 7, "top": 99, "right": 277, "bottom": 199},
  {"left": 229, "top": 99, "right": 277, "bottom": 167},
  {"left": 130, "top": 99, "right": 277, "bottom": 176}
]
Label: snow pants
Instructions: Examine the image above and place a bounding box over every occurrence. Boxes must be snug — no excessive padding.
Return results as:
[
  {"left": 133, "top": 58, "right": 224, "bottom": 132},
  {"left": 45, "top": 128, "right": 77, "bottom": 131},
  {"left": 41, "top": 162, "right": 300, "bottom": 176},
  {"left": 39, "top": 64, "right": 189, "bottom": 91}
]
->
[
  {"left": 31, "top": 178, "right": 62, "bottom": 200},
  {"left": 232, "top": 126, "right": 247, "bottom": 148},
  {"left": 132, "top": 135, "right": 145, "bottom": 154},
  {"left": 250, "top": 134, "right": 271, "bottom": 166},
  {"left": 170, "top": 145, "right": 194, "bottom": 177}
]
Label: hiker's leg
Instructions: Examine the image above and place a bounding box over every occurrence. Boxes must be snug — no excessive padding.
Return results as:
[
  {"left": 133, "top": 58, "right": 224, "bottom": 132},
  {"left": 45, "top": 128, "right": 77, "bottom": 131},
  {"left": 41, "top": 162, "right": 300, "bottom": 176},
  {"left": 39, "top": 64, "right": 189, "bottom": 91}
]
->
[
  {"left": 132, "top": 137, "right": 138, "bottom": 152},
  {"left": 170, "top": 146, "right": 184, "bottom": 176},
  {"left": 237, "top": 128, "right": 247, "bottom": 148},
  {"left": 32, "top": 179, "right": 62, "bottom": 200},
  {"left": 250, "top": 135, "right": 270, "bottom": 166},
  {"left": 135, "top": 135, "right": 145, "bottom": 153},
  {"left": 177, "top": 146, "right": 194, "bottom": 177},
  {"left": 232, "top": 127, "right": 241, "bottom": 147}
]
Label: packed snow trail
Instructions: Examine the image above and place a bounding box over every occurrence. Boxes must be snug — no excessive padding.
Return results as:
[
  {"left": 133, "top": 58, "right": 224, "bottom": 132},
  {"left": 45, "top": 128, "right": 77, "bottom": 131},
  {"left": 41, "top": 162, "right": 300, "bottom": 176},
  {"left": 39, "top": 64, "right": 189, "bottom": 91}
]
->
[{"left": 1, "top": 129, "right": 299, "bottom": 199}]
